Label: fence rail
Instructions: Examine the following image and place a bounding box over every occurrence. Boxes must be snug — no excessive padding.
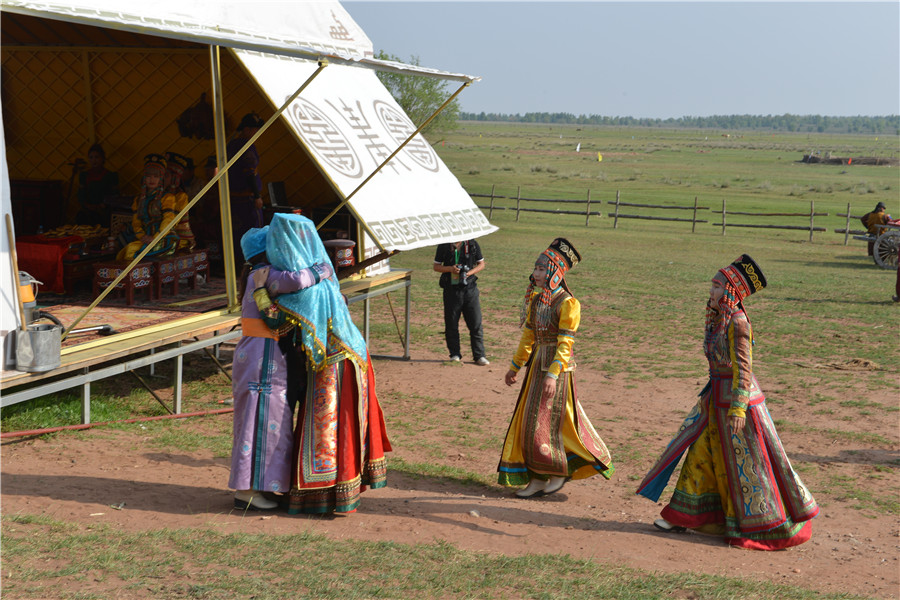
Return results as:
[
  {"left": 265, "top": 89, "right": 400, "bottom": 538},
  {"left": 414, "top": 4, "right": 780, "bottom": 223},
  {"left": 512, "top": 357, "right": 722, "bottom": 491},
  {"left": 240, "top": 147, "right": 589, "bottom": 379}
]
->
[
  {"left": 710, "top": 199, "right": 827, "bottom": 241},
  {"left": 608, "top": 192, "right": 709, "bottom": 231},
  {"left": 469, "top": 186, "right": 880, "bottom": 243},
  {"left": 472, "top": 185, "right": 600, "bottom": 225}
]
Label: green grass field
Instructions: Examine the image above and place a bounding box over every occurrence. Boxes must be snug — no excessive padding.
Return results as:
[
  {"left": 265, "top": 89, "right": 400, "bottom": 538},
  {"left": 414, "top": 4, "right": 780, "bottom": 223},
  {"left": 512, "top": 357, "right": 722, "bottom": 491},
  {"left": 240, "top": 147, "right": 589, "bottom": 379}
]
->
[
  {"left": 3, "top": 123, "right": 898, "bottom": 599},
  {"left": 441, "top": 123, "right": 897, "bottom": 215}
]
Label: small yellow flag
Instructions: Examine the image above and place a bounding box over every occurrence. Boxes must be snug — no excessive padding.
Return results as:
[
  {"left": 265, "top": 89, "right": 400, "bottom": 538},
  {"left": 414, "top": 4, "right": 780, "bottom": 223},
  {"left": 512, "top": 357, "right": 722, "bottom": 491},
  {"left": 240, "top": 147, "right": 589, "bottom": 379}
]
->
[{"left": 597, "top": 153, "right": 603, "bottom": 162}]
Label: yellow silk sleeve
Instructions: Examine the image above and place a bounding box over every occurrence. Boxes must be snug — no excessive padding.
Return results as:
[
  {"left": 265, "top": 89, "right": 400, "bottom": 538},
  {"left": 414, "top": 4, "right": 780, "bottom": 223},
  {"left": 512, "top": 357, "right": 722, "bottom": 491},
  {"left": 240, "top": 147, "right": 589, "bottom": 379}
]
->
[
  {"left": 510, "top": 325, "right": 535, "bottom": 373},
  {"left": 173, "top": 191, "right": 189, "bottom": 213},
  {"left": 548, "top": 297, "right": 580, "bottom": 378},
  {"left": 130, "top": 196, "right": 144, "bottom": 238},
  {"left": 727, "top": 315, "right": 753, "bottom": 415},
  {"left": 159, "top": 193, "right": 177, "bottom": 231}
]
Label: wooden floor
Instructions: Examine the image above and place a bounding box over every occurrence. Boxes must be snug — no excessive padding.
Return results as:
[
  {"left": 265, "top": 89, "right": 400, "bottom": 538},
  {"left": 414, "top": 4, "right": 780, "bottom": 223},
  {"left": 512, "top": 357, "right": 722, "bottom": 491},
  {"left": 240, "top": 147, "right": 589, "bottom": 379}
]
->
[
  {"left": 1, "top": 269, "right": 412, "bottom": 397},
  {"left": 1, "top": 310, "right": 240, "bottom": 390}
]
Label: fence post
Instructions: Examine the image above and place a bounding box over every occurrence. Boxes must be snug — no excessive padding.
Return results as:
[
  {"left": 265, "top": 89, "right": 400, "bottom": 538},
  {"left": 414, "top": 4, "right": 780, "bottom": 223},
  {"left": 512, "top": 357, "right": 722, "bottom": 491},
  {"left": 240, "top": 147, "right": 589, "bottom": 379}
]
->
[
  {"left": 721, "top": 198, "right": 726, "bottom": 236},
  {"left": 613, "top": 190, "right": 620, "bottom": 229},
  {"left": 692, "top": 196, "right": 698, "bottom": 233},
  {"left": 515, "top": 186, "right": 521, "bottom": 222},
  {"left": 844, "top": 202, "right": 851, "bottom": 245},
  {"left": 809, "top": 200, "right": 815, "bottom": 242},
  {"left": 585, "top": 189, "right": 592, "bottom": 226},
  {"left": 488, "top": 184, "right": 496, "bottom": 220}
]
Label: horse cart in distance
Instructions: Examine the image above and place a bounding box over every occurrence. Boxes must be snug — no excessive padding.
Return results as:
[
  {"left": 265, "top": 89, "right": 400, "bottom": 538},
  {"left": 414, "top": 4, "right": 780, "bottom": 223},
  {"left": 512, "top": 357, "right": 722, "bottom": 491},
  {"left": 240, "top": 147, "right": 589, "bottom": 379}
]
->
[{"left": 855, "top": 221, "right": 900, "bottom": 269}]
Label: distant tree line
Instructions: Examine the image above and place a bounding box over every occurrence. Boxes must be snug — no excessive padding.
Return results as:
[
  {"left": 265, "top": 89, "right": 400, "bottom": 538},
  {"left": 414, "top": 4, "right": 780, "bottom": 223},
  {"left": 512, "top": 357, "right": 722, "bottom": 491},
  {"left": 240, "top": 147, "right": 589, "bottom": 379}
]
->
[{"left": 458, "top": 112, "right": 900, "bottom": 134}]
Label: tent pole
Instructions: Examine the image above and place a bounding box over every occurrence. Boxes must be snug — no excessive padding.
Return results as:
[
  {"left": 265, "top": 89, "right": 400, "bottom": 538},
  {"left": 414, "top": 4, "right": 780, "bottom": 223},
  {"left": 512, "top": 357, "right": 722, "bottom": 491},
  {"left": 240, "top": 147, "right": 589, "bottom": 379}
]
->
[
  {"left": 210, "top": 45, "right": 237, "bottom": 307},
  {"left": 316, "top": 80, "right": 471, "bottom": 252},
  {"left": 60, "top": 57, "right": 329, "bottom": 339}
]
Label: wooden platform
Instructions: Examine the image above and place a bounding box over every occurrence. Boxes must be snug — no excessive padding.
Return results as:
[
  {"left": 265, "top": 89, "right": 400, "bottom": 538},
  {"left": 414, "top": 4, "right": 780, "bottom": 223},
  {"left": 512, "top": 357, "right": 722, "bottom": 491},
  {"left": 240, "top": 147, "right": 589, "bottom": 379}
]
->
[
  {"left": 2, "top": 310, "right": 239, "bottom": 386},
  {"left": 1, "top": 311, "right": 241, "bottom": 420},
  {"left": 1, "top": 270, "right": 413, "bottom": 420}
]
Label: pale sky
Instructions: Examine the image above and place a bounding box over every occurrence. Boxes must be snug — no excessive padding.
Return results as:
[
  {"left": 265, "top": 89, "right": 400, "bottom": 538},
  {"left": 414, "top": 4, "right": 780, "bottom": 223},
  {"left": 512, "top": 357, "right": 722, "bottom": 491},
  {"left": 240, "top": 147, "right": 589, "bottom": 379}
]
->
[{"left": 343, "top": 1, "right": 900, "bottom": 118}]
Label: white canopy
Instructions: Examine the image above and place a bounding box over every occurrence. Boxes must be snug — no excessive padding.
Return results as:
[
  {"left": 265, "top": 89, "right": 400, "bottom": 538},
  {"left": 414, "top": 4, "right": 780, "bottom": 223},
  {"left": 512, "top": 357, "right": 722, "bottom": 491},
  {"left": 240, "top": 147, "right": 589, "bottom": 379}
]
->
[
  {"left": 0, "top": 0, "right": 478, "bottom": 82},
  {"left": 236, "top": 49, "right": 497, "bottom": 251},
  {"left": 1, "top": 116, "right": 16, "bottom": 354},
  {"left": 0, "top": 0, "right": 494, "bottom": 253},
  {"left": 0, "top": 0, "right": 495, "bottom": 351}
]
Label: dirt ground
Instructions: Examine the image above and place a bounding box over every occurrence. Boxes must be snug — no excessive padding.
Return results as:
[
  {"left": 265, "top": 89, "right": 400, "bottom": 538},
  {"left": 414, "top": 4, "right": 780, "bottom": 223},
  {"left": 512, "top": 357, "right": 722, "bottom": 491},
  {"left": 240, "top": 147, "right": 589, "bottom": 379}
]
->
[{"left": 2, "top": 342, "right": 898, "bottom": 599}]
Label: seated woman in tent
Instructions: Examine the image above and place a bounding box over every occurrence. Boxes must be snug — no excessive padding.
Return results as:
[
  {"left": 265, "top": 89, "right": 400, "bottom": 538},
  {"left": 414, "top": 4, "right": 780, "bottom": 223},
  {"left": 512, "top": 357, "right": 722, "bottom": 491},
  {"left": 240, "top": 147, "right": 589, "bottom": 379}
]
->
[
  {"left": 163, "top": 151, "right": 196, "bottom": 252},
  {"left": 116, "top": 154, "right": 178, "bottom": 261},
  {"left": 263, "top": 212, "right": 391, "bottom": 515}
]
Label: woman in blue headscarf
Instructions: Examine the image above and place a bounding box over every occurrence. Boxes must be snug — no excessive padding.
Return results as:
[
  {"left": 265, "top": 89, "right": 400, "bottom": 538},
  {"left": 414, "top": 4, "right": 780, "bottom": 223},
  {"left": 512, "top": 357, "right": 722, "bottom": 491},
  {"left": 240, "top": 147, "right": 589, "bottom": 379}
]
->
[
  {"left": 266, "top": 213, "right": 391, "bottom": 515},
  {"left": 228, "top": 225, "right": 333, "bottom": 511}
]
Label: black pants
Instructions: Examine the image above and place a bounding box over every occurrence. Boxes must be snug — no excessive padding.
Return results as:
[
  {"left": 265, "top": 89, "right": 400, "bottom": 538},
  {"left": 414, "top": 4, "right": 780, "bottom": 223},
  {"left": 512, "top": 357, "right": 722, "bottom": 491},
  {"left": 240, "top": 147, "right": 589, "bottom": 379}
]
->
[{"left": 442, "top": 283, "right": 485, "bottom": 360}]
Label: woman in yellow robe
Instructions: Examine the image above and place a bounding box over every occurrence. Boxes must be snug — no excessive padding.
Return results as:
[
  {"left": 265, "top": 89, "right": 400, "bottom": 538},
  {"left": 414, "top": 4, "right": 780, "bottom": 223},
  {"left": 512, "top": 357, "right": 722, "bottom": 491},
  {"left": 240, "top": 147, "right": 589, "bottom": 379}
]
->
[
  {"left": 116, "top": 154, "right": 178, "bottom": 261},
  {"left": 163, "top": 151, "right": 196, "bottom": 252},
  {"left": 637, "top": 254, "right": 818, "bottom": 550},
  {"left": 498, "top": 238, "right": 613, "bottom": 498}
]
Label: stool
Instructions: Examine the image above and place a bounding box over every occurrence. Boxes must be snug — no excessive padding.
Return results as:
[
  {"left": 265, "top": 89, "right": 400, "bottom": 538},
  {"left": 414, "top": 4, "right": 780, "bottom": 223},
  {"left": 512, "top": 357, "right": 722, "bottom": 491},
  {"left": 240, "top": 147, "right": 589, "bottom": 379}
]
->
[
  {"left": 93, "top": 261, "right": 154, "bottom": 305},
  {"left": 193, "top": 249, "right": 210, "bottom": 282},
  {"left": 154, "top": 249, "right": 209, "bottom": 297}
]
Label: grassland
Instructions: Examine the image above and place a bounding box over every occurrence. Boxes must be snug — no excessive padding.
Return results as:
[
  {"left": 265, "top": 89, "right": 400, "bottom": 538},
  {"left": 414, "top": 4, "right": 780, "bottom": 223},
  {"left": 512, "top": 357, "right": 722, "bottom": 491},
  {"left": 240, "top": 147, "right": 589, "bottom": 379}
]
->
[
  {"left": 374, "top": 123, "right": 900, "bottom": 397},
  {"left": 2, "top": 123, "right": 898, "bottom": 599}
]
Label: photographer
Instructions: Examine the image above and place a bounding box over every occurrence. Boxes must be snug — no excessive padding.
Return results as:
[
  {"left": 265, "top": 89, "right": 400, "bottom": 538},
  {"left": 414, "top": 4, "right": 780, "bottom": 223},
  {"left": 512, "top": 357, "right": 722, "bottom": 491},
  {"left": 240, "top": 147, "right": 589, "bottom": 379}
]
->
[{"left": 433, "top": 240, "right": 489, "bottom": 365}]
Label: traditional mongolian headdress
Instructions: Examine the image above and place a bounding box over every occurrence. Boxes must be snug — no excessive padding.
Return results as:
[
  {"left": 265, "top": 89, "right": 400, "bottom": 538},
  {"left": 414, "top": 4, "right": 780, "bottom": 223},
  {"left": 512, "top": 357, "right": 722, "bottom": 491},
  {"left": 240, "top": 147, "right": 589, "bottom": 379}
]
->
[
  {"left": 163, "top": 151, "right": 189, "bottom": 192},
  {"left": 521, "top": 238, "right": 581, "bottom": 326},
  {"left": 712, "top": 254, "right": 766, "bottom": 304},
  {"left": 138, "top": 154, "right": 167, "bottom": 206},
  {"left": 706, "top": 254, "right": 767, "bottom": 351},
  {"left": 266, "top": 213, "right": 367, "bottom": 370},
  {"left": 142, "top": 153, "right": 166, "bottom": 178}
]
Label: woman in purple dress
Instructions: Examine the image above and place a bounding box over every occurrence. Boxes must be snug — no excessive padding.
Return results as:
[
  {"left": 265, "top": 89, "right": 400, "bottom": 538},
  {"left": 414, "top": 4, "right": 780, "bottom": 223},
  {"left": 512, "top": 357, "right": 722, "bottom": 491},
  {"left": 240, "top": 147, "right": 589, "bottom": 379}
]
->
[{"left": 228, "top": 226, "right": 332, "bottom": 510}]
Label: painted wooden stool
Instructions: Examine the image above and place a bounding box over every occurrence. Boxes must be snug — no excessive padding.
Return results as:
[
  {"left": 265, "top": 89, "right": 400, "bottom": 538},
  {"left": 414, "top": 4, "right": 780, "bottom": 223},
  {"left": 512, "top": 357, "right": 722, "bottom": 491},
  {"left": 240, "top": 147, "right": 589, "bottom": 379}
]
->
[
  {"left": 92, "top": 261, "right": 154, "bottom": 305},
  {"left": 154, "top": 249, "right": 209, "bottom": 298}
]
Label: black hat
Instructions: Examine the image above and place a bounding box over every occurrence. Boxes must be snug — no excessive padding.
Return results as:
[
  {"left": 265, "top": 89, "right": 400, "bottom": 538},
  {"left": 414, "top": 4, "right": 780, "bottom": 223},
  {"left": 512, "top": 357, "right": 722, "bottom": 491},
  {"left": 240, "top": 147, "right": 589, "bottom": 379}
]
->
[
  {"left": 716, "top": 254, "right": 766, "bottom": 301},
  {"left": 875, "top": 202, "right": 886, "bottom": 211},
  {"left": 237, "top": 112, "right": 264, "bottom": 131}
]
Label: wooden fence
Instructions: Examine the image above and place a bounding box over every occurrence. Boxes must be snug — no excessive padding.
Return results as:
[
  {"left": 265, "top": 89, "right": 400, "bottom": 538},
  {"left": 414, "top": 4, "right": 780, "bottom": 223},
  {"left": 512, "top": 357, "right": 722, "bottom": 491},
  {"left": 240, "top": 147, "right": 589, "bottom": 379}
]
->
[
  {"left": 471, "top": 186, "right": 886, "bottom": 244},
  {"left": 832, "top": 202, "right": 871, "bottom": 245},
  {"left": 712, "top": 199, "right": 827, "bottom": 242},
  {"left": 607, "top": 191, "right": 709, "bottom": 232},
  {"left": 471, "top": 186, "right": 601, "bottom": 226}
]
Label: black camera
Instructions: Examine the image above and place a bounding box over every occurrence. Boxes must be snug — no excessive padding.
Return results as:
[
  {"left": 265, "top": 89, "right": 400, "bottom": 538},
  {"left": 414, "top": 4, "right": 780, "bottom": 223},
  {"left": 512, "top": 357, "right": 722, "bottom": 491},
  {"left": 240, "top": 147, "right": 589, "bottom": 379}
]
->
[{"left": 456, "top": 264, "right": 469, "bottom": 286}]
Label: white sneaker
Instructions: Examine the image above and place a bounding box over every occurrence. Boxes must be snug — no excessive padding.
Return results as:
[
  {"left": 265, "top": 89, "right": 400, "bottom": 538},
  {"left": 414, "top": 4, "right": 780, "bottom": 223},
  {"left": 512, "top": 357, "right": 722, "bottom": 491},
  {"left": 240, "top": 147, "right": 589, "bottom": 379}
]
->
[
  {"left": 234, "top": 490, "right": 278, "bottom": 510},
  {"left": 449, "top": 355, "right": 462, "bottom": 362},
  {"left": 475, "top": 357, "right": 490, "bottom": 366}
]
